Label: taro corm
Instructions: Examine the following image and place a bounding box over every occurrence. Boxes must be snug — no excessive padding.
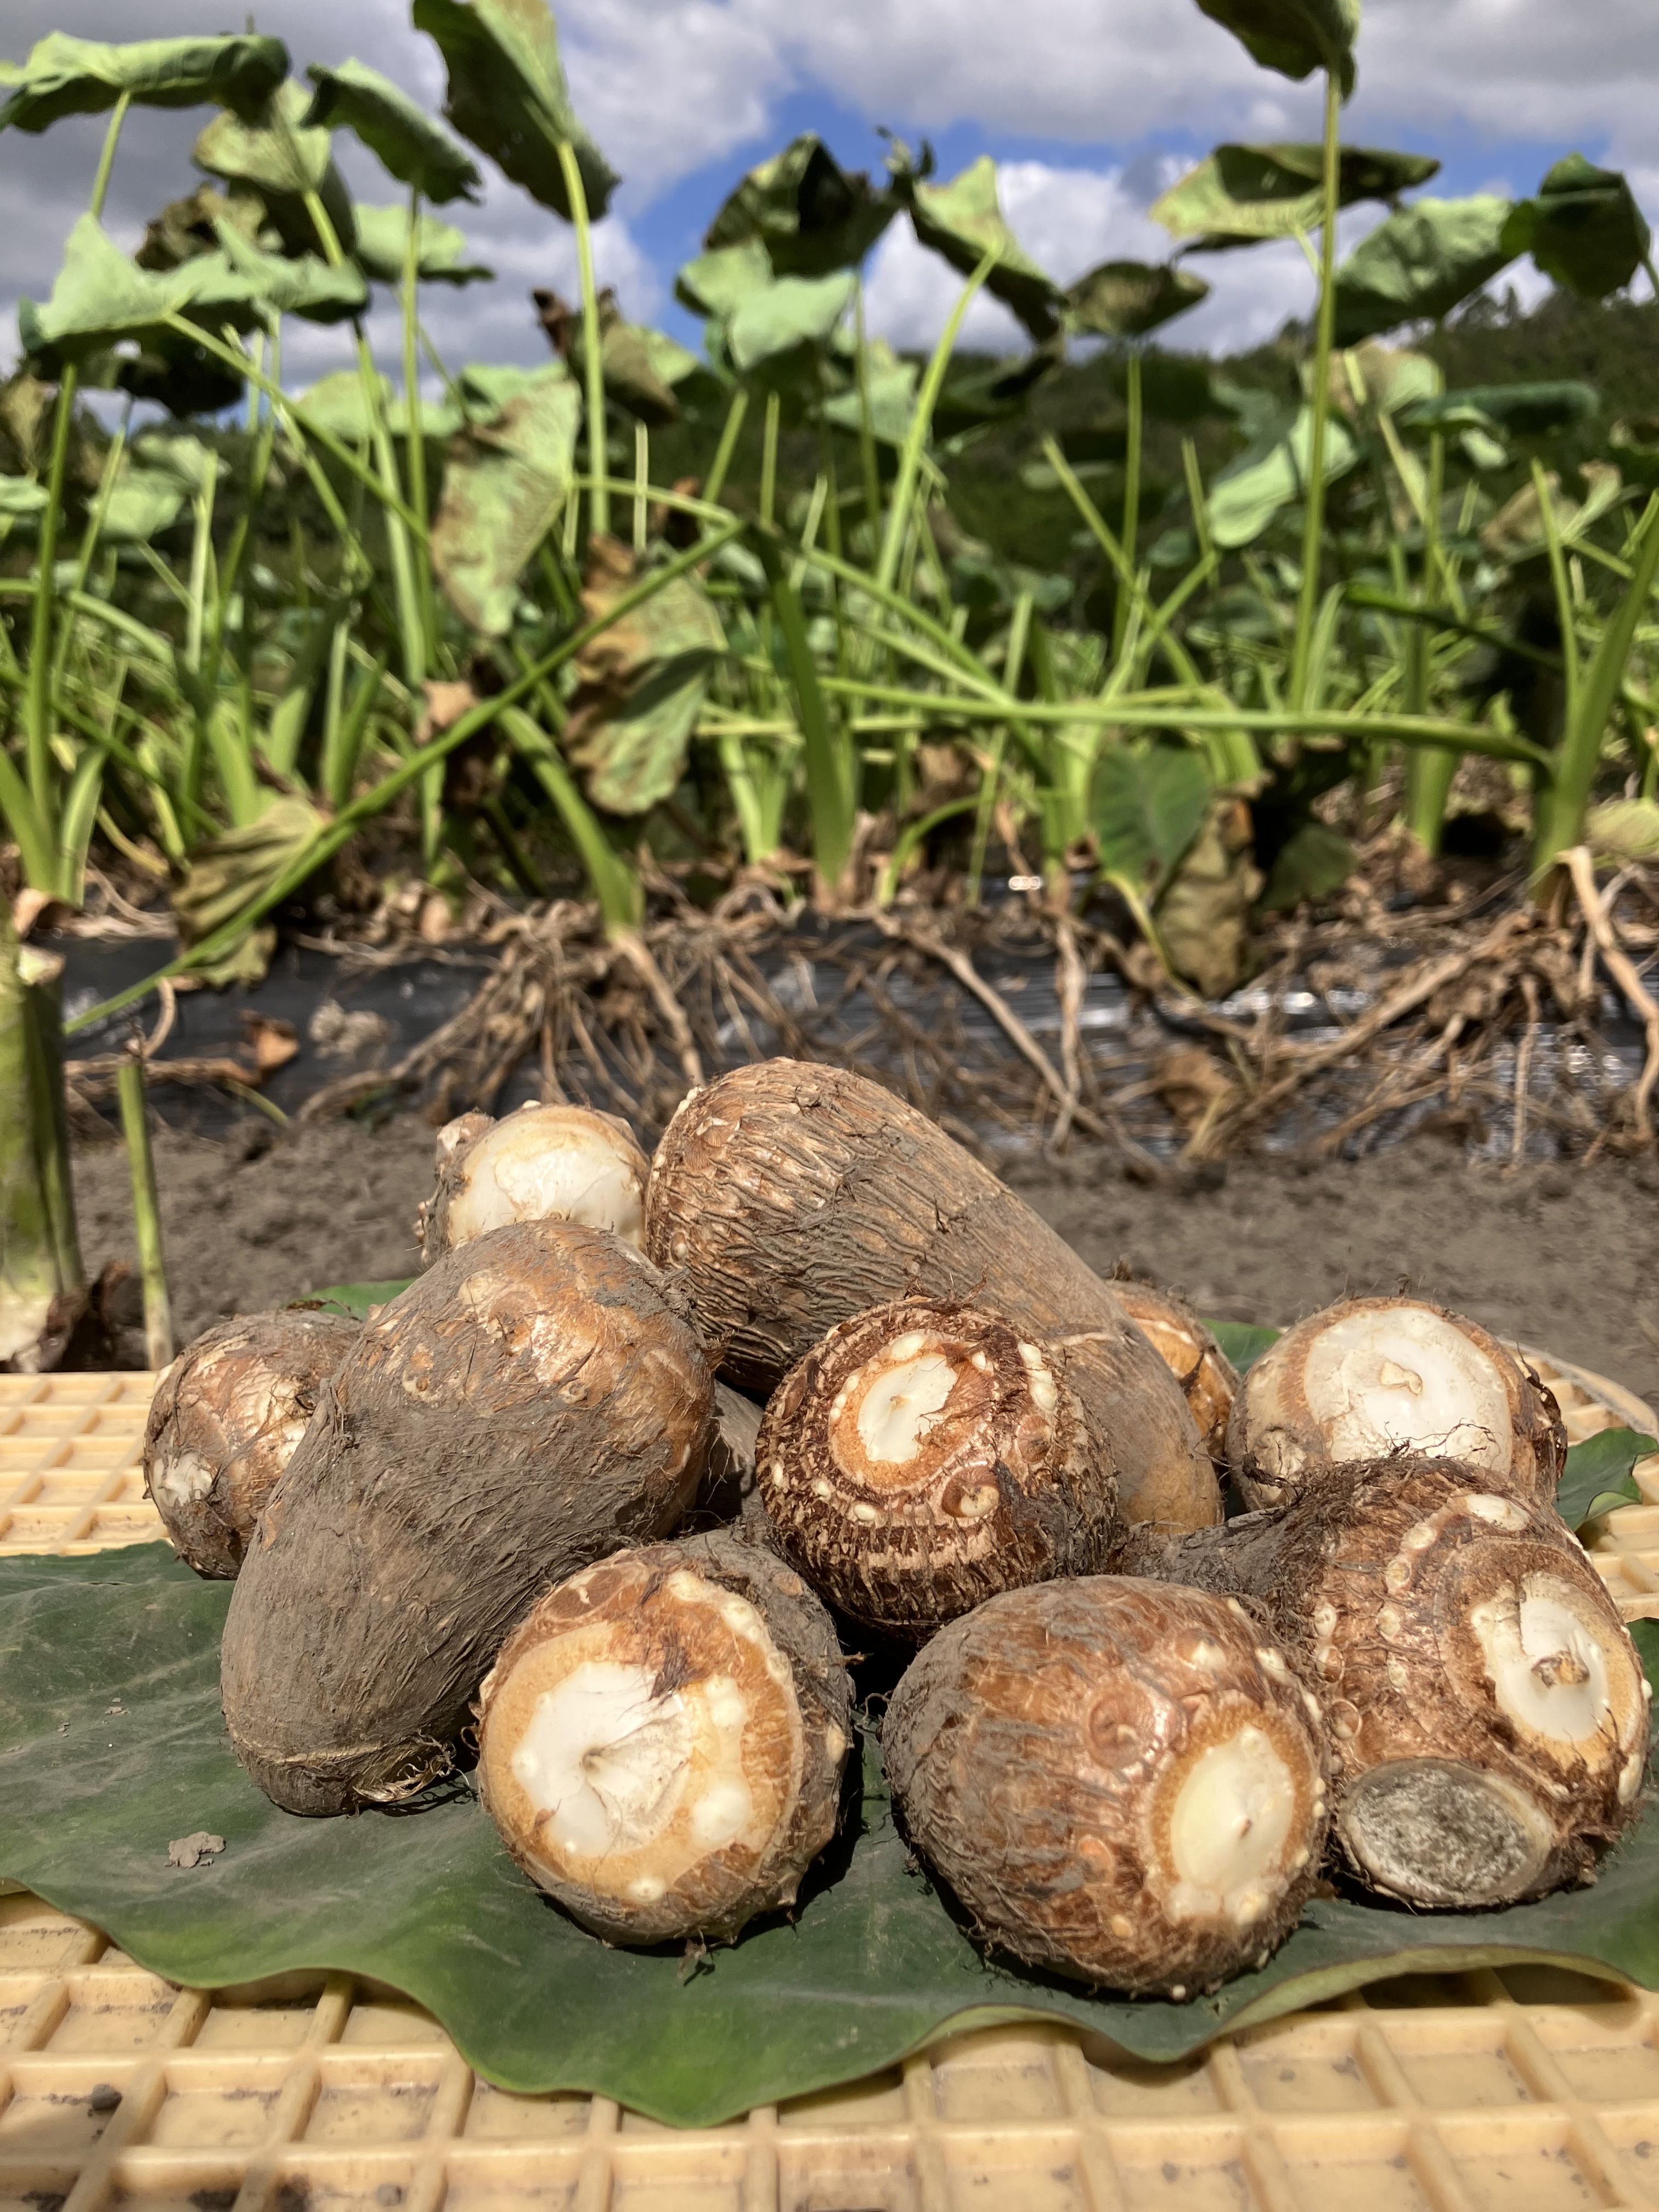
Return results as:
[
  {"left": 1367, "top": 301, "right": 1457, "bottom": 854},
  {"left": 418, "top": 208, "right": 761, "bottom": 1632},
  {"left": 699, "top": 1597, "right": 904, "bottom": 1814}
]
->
[{"left": 417, "top": 1101, "right": 650, "bottom": 1263}]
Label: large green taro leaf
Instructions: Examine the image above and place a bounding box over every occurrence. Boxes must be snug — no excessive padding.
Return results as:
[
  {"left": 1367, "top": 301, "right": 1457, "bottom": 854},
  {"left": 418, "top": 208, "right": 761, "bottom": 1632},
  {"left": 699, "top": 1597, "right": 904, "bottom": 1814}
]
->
[{"left": 2, "top": 1542, "right": 1658, "bottom": 2126}]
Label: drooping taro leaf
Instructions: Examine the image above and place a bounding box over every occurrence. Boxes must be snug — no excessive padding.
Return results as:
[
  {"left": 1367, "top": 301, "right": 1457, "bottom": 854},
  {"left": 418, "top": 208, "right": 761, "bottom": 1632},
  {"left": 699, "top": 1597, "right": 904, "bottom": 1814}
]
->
[
  {"left": 0, "top": 477, "right": 48, "bottom": 521},
  {"left": 1153, "top": 143, "right": 1438, "bottom": 249},
  {"left": 132, "top": 429, "right": 216, "bottom": 496},
  {"left": 134, "top": 183, "right": 264, "bottom": 272},
  {"left": 821, "top": 340, "right": 920, "bottom": 448},
  {"left": 353, "top": 204, "right": 493, "bottom": 287},
  {"left": 533, "top": 287, "right": 691, "bottom": 425},
  {"left": 411, "top": 0, "right": 618, "bottom": 224},
  {"left": 933, "top": 343, "right": 1063, "bottom": 441},
  {"left": 1555, "top": 1430, "right": 1655, "bottom": 1533},
  {"left": 1504, "top": 155, "right": 1653, "bottom": 302},
  {"left": 1401, "top": 381, "right": 1600, "bottom": 440},
  {"left": 193, "top": 78, "right": 358, "bottom": 259},
  {"left": 1064, "top": 260, "right": 1209, "bottom": 339},
  {"left": 676, "top": 239, "right": 773, "bottom": 321},
  {"left": 112, "top": 323, "right": 248, "bottom": 419},
  {"left": 17, "top": 214, "right": 366, "bottom": 373},
  {"left": 0, "top": 371, "right": 52, "bottom": 473},
  {"left": 1260, "top": 819, "right": 1356, "bottom": 910},
  {"left": 1588, "top": 798, "right": 1659, "bottom": 864},
  {"left": 725, "top": 270, "right": 856, "bottom": 381},
  {"left": 1092, "top": 742, "right": 1211, "bottom": 897},
  {"left": 1206, "top": 405, "right": 1357, "bottom": 549},
  {"left": 1331, "top": 196, "right": 1515, "bottom": 345},
  {"left": 8, "top": 1538, "right": 1658, "bottom": 2129},
  {"left": 703, "top": 133, "right": 898, "bottom": 279},
  {"left": 302, "top": 59, "right": 482, "bottom": 205},
  {"left": 430, "top": 368, "right": 581, "bottom": 635},
  {"left": 1190, "top": 0, "right": 1361, "bottom": 97},
  {"left": 899, "top": 156, "right": 1063, "bottom": 341},
  {"left": 562, "top": 535, "right": 727, "bottom": 813},
  {"left": 1479, "top": 461, "right": 1623, "bottom": 566},
  {"left": 0, "top": 32, "right": 286, "bottom": 132},
  {"left": 171, "top": 797, "right": 326, "bottom": 959},
  {"left": 1325, "top": 341, "right": 1441, "bottom": 419}
]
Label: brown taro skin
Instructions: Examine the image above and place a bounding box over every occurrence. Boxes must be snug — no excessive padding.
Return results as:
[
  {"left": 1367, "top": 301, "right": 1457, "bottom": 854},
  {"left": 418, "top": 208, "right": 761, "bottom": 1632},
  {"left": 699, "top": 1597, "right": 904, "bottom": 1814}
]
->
[
  {"left": 143, "top": 1310, "right": 360, "bottom": 1578},
  {"left": 883, "top": 1576, "right": 1330, "bottom": 1997},
  {"left": 646, "top": 1059, "right": 1217, "bottom": 1536},
  {"left": 1156, "top": 1455, "right": 1651, "bottom": 1908},
  {"left": 220, "top": 1221, "right": 713, "bottom": 1818},
  {"left": 757, "top": 1298, "right": 1121, "bottom": 1640},
  {"left": 1111, "top": 1282, "right": 1239, "bottom": 1470},
  {"left": 477, "top": 1532, "right": 851, "bottom": 1945},
  {"left": 1228, "top": 1296, "right": 1566, "bottom": 1511}
]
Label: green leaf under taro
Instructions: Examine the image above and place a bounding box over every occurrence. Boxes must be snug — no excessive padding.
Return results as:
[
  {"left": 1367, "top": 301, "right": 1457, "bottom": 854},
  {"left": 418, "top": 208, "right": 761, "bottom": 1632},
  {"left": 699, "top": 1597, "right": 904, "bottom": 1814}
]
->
[
  {"left": 704, "top": 133, "right": 896, "bottom": 279},
  {"left": 563, "top": 536, "right": 727, "bottom": 813},
  {"left": 1206, "top": 405, "right": 1357, "bottom": 549},
  {"left": 430, "top": 369, "right": 581, "bottom": 636},
  {"left": 1556, "top": 1430, "right": 1654, "bottom": 1533},
  {"left": 1331, "top": 196, "right": 1516, "bottom": 345},
  {"left": 0, "top": 32, "right": 286, "bottom": 132},
  {"left": 412, "top": 0, "right": 618, "bottom": 224},
  {"left": 1504, "top": 155, "right": 1653, "bottom": 303},
  {"left": 900, "top": 156, "right": 1063, "bottom": 341},
  {"left": 193, "top": 78, "right": 358, "bottom": 258},
  {"left": 1093, "top": 743, "right": 1211, "bottom": 896},
  {"left": 1064, "top": 261, "right": 1210, "bottom": 339},
  {"left": 5, "top": 1542, "right": 1658, "bottom": 2130},
  {"left": 1190, "top": 0, "right": 1362, "bottom": 98},
  {"left": 1205, "top": 1319, "right": 1281, "bottom": 1372},
  {"left": 353, "top": 204, "right": 493, "bottom": 287},
  {"left": 1154, "top": 143, "right": 1438, "bottom": 248},
  {"left": 302, "top": 1279, "right": 413, "bottom": 1319},
  {"left": 303, "top": 59, "right": 481, "bottom": 205}
]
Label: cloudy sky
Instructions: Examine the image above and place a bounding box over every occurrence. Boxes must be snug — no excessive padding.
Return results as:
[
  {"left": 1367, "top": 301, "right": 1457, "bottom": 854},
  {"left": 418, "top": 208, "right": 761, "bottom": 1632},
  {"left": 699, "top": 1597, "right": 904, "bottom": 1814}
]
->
[{"left": 2, "top": 0, "right": 1656, "bottom": 391}]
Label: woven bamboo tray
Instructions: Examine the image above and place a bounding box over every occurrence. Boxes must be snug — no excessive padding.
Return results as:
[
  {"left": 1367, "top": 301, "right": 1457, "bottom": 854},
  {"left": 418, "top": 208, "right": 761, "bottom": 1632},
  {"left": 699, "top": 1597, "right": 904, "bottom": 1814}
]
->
[{"left": 3, "top": 1362, "right": 1659, "bottom": 2210}]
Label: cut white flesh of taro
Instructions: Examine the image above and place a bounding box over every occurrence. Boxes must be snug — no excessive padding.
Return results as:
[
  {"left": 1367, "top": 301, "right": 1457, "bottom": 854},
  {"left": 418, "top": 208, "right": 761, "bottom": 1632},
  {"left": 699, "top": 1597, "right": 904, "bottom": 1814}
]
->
[
  {"left": 443, "top": 1105, "right": 647, "bottom": 1251},
  {"left": 477, "top": 1541, "right": 850, "bottom": 1944}
]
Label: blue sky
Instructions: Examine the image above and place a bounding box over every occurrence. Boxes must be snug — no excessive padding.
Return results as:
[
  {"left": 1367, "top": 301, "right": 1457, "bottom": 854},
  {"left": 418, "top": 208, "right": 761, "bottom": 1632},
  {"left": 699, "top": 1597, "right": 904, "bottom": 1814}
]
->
[{"left": 2, "top": 0, "right": 1655, "bottom": 390}]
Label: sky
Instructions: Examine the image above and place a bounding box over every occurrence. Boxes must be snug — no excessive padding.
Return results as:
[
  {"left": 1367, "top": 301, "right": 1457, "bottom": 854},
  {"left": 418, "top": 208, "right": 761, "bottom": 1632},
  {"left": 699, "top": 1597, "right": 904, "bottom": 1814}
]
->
[{"left": 2, "top": 0, "right": 1657, "bottom": 396}]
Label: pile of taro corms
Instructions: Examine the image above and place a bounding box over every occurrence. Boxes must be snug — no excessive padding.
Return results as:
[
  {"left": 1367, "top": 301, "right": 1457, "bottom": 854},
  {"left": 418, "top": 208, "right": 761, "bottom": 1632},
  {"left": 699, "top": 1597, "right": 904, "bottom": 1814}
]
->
[{"left": 144, "top": 1059, "right": 1652, "bottom": 2001}]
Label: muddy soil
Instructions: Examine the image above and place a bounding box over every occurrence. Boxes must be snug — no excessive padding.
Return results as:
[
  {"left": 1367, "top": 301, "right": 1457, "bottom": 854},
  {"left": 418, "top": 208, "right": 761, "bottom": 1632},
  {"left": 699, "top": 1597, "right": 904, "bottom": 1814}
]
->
[{"left": 71, "top": 1119, "right": 1659, "bottom": 1423}]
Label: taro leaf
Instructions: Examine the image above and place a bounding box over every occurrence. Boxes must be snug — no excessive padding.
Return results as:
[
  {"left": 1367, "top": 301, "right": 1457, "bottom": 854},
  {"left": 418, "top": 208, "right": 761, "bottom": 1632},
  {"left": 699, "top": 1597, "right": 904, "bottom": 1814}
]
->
[
  {"left": 211, "top": 224, "right": 369, "bottom": 324},
  {"left": 726, "top": 271, "right": 856, "bottom": 380},
  {"left": 1206, "top": 405, "right": 1357, "bottom": 549},
  {"left": 676, "top": 239, "right": 774, "bottom": 322},
  {"left": 1155, "top": 801, "right": 1264, "bottom": 999},
  {"left": 1205, "top": 1319, "right": 1280, "bottom": 1372},
  {"left": 1556, "top": 1430, "right": 1654, "bottom": 1533},
  {"left": 302, "top": 59, "right": 482, "bottom": 205},
  {"left": 1260, "top": 819, "right": 1356, "bottom": 910},
  {"left": 114, "top": 323, "right": 248, "bottom": 419},
  {"left": 1402, "top": 381, "right": 1600, "bottom": 440},
  {"left": 703, "top": 133, "right": 896, "bottom": 279},
  {"left": 1153, "top": 143, "right": 1437, "bottom": 247},
  {"left": 172, "top": 797, "right": 326, "bottom": 953},
  {"left": 821, "top": 341, "right": 920, "bottom": 448},
  {"left": 430, "top": 369, "right": 580, "bottom": 636},
  {"left": 135, "top": 184, "right": 264, "bottom": 273},
  {"left": 1328, "top": 341, "right": 1440, "bottom": 419},
  {"left": 302, "top": 1278, "right": 413, "bottom": 1318},
  {"left": 9, "top": 1543, "right": 1659, "bottom": 2129},
  {"left": 353, "top": 204, "right": 493, "bottom": 287},
  {"left": 412, "top": 0, "right": 618, "bottom": 224},
  {"left": 194, "top": 78, "right": 358, "bottom": 259},
  {"left": 1331, "top": 196, "right": 1515, "bottom": 345},
  {"left": 1064, "top": 261, "right": 1209, "bottom": 339},
  {"left": 1611, "top": 420, "right": 1659, "bottom": 492},
  {"left": 901, "top": 157, "right": 1063, "bottom": 341},
  {"left": 0, "top": 477, "right": 48, "bottom": 522},
  {"left": 99, "top": 465, "right": 189, "bottom": 546},
  {"left": 1504, "top": 155, "right": 1653, "bottom": 302},
  {"left": 1190, "top": 0, "right": 1361, "bottom": 96},
  {"left": 1479, "top": 461, "right": 1622, "bottom": 566},
  {"left": 1588, "top": 798, "right": 1659, "bottom": 863},
  {"left": 562, "top": 536, "right": 726, "bottom": 814},
  {"left": 0, "top": 32, "right": 287, "bottom": 132},
  {"left": 1092, "top": 743, "right": 1211, "bottom": 898},
  {"left": 534, "top": 289, "right": 687, "bottom": 425},
  {"left": 933, "top": 344, "right": 1062, "bottom": 439}
]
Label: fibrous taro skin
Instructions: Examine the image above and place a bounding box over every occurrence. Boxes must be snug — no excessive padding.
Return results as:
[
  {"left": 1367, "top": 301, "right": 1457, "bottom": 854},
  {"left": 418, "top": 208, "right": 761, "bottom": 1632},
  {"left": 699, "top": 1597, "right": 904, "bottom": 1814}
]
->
[
  {"left": 1229, "top": 1296, "right": 1565, "bottom": 1510},
  {"left": 417, "top": 1102, "right": 649, "bottom": 1264},
  {"left": 645, "top": 1059, "right": 1217, "bottom": 1536},
  {"left": 883, "top": 1577, "right": 1330, "bottom": 1996},
  {"left": 1111, "top": 1282, "right": 1238, "bottom": 1470},
  {"left": 757, "top": 1298, "right": 1121, "bottom": 1640},
  {"left": 220, "top": 1221, "right": 713, "bottom": 1817},
  {"left": 477, "top": 1532, "right": 851, "bottom": 1944},
  {"left": 1161, "top": 1455, "right": 1650, "bottom": 1908},
  {"left": 143, "top": 1310, "right": 360, "bottom": 1578}
]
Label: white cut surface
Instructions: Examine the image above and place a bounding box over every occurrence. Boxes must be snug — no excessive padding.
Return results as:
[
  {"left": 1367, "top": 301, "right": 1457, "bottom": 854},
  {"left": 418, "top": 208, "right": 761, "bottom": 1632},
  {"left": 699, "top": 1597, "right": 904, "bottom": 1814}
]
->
[
  {"left": 445, "top": 1108, "right": 645, "bottom": 1250},
  {"left": 1300, "top": 1307, "right": 1511, "bottom": 1471},
  {"left": 1163, "top": 1724, "right": 1299, "bottom": 1928},
  {"left": 854, "top": 1351, "right": 958, "bottom": 1465},
  {"left": 1470, "top": 1574, "right": 1632, "bottom": 1753},
  {"left": 150, "top": 1449, "right": 217, "bottom": 1511},
  {"left": 510, "top": 1661, "right": 693, "bottom": 1859}
]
